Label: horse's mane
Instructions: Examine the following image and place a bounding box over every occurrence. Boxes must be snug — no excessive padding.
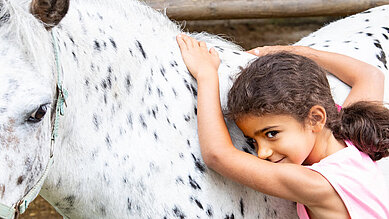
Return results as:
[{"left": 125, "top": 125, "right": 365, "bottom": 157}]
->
[
  {"left": 71, "top": 0, "right": 243, "bottom": 51},
  {"left": 0, "top": 0, "right": 54, "bottom": 74},
  {"left": 72, "top": 0, "right": 182, "bottom": 33},
  {"left": 0, "top": 0, "right": 242, "bottom": 75}
]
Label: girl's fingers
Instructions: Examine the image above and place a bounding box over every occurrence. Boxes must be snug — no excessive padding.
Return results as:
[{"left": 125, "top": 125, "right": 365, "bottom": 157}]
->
[
  {"left": 183, "top": 34, "right": 195, "bottom": 48},
  {"left": 210, "top": 47, "right": 218, "bottom": 56},
  {"left": 246, "top": 48, "right": 260, "bottom": 56},
  {"left": 178, "top": 34, "right": 192, "bottom": 48},
  {"left": 182, "top": 34, "right": 201, "bottom": 49},
  {"left": 190, "top": 37, "right": 199, "bottom": 48},
  {"left": 176, "top": 35, "right": 187, "bottom": 50},
  {"left": 177, "top": 34, "right": 198, "bottom": 50},
  {"left": 177, "top": 34, "right": 211, "bottom": 52}
]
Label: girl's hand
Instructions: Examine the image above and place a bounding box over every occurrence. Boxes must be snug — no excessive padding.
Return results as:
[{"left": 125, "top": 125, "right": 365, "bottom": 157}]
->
[
  {"left": 247, "top": 45, "right": 301, "bottom": 57},
  {"left": 176, "top": 34, "right": 220, "bottom": 80}
]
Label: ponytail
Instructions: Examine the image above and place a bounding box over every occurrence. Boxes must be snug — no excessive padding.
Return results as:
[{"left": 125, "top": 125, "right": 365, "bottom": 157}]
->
[{"left": 332, "top": 101, "right": 389, "bottom": 161}]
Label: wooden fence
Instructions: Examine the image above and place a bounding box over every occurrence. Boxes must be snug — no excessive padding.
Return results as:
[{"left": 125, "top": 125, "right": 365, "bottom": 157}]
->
[{"left": 143, "top": 0, "right": 389, "bottom": 20}]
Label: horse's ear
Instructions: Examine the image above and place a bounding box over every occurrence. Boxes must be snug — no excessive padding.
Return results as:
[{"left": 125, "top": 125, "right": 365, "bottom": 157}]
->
[{"left": 30, "top": 0, "right": 69, "bottom": 30}]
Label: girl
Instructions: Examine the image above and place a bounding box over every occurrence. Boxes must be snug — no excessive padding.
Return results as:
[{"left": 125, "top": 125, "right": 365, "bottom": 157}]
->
[{"left": 176, "top": 34, "right": 389, "bottom": 219}]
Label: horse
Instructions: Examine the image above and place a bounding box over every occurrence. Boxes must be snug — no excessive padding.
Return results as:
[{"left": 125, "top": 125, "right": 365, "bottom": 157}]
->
[{"left": 0, "top": 0, "right": 387, "bottom": 218}]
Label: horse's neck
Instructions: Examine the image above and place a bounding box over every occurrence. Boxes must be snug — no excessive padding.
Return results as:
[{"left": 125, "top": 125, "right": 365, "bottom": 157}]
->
[
  {"left": 50, "top": 1, "right": 184, "bottom": 154},
  {"left": 56, "top": 0, "right": 254, "bottom": 113},
  {"left": 47, "top": 1, "right": 253, "bottom": 163}
]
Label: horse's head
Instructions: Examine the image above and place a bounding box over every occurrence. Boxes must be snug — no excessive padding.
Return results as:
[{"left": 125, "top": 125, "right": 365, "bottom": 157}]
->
[{"left": 0, "top": 0, "right": 68, "bottom": 218}]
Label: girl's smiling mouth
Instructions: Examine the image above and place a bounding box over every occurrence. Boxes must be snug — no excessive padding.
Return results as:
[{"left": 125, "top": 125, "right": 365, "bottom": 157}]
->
[{"left": 274, "top": 158, "right": 285, "bottom": 163}]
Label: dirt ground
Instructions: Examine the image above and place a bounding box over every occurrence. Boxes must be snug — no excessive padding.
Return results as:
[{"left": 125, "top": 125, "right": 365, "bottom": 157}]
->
[{"left": 20, "top": 17, "right": 335, "bottom": 219}]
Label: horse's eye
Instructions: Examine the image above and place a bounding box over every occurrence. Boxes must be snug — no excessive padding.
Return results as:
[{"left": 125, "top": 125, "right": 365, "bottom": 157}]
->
[{"left": 28, "top": 105, "right": 48, "bottom": 123}]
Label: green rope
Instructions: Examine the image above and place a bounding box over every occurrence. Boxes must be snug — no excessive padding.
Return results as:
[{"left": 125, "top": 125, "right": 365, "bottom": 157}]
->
[{"left": 51, "top": 31, "right": 68, "bottom": 145}]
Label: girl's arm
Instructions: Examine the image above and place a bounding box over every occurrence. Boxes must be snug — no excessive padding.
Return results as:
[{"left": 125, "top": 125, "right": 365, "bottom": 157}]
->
[
  {"left": 176, "top": 34, "right": 339, "bottom": 207},
  {"left": 247, "top": 46, "right": 385, "bottom": 106}
]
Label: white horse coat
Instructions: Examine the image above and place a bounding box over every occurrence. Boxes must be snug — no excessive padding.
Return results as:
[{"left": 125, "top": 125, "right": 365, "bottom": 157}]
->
[{"left": 0, "top": 0, "right": 387, "bottom": 218}]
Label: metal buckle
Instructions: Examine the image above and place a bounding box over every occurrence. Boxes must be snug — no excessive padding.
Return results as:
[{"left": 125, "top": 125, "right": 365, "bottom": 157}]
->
[{"left": 14, "top": 200, "right": 22, "bottom": 219}]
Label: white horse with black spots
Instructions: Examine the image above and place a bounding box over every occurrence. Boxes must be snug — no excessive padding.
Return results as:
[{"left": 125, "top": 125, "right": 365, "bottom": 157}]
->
[{"left": 0, "top": 0, "right": 387, "bottom": 218}]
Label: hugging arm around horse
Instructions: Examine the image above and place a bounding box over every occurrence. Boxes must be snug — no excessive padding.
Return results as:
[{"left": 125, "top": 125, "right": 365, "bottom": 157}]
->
[{"left": 0, "top": 0, "right": 388, "bottom": 218}]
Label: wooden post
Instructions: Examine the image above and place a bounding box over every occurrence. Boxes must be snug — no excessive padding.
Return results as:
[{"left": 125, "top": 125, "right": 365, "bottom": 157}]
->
[{"left": 143, "top": 0, "right": 389, "bottom": 20}]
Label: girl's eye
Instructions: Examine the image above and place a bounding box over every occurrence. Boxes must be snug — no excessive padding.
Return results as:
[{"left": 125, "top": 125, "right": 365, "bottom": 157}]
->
[
  {"left": 28, "top": 104, "right": 49, "bottom": 123},
  {"left": 265, "top": 131, "right": 278, "bottom": 138}
]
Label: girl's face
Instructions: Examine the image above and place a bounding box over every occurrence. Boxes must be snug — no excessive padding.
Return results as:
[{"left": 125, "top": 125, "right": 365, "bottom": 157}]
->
[{"left": 236, "top": 114, "right": 317, "bottom": 165}]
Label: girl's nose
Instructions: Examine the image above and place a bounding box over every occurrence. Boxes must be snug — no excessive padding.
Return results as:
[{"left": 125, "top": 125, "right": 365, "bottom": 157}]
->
[{"left": 257, "top": 146, "right": 273, "bottom": 160}]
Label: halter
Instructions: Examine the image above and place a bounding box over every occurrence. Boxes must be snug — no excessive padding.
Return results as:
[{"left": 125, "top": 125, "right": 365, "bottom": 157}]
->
[{"left": 0, "top": 30, "right": 67, "bottom": 219}]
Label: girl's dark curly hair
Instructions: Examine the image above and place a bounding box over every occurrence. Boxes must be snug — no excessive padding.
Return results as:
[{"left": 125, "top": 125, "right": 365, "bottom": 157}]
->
[{"left": 226, "top": 52, "right": 389, "bottom": 161}]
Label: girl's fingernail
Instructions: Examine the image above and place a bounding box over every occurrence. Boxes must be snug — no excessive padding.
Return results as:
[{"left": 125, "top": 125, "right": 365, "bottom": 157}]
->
[{"left": 254, "top": 49, "right": 259, "bottom": 55}]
